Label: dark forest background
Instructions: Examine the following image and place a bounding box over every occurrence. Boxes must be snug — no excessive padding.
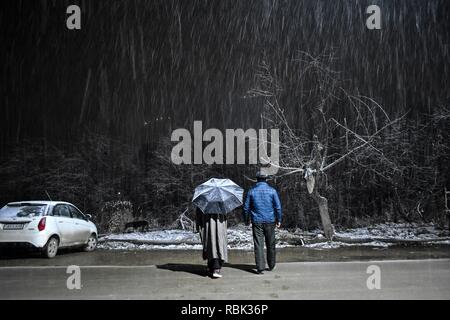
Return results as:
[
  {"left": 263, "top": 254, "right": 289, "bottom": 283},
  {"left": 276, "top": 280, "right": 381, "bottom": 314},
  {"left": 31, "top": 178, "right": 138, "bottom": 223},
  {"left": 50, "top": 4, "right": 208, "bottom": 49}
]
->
[{"left": 0, "top": 0, "right": 449, "bottom": 232}]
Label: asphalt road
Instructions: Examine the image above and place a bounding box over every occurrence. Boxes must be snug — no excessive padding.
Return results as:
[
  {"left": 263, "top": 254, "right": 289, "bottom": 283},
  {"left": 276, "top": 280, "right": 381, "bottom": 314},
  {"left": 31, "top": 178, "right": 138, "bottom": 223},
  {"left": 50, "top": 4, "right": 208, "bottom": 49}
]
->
[
  {"left": 2, "top": 244, "right": 450, "bottom": 266},
  {"left": 1, "top": 258, "right": 449, "bottom": 300}
]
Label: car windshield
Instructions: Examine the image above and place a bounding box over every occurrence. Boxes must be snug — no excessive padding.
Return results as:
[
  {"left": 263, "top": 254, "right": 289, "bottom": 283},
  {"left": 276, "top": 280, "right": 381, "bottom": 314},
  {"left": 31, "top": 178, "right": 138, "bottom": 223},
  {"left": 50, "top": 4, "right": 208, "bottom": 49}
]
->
[{"left": 0, "top": 204, "right": 47, "bottom": 218}]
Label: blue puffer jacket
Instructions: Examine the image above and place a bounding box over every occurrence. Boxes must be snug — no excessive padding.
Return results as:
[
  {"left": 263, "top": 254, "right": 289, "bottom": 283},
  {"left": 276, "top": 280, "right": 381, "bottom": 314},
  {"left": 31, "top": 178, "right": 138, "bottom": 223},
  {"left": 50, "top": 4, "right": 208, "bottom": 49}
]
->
[{"left": 243, "top": 182, "right": 282, "bottom": 224}]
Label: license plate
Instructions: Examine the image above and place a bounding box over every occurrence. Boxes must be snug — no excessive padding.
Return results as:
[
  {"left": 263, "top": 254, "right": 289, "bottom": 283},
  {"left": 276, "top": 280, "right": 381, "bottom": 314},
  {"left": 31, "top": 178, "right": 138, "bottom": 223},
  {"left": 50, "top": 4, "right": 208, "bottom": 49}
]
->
[{"left": 3, "top": 224, "right": 25, "bottom": 230}]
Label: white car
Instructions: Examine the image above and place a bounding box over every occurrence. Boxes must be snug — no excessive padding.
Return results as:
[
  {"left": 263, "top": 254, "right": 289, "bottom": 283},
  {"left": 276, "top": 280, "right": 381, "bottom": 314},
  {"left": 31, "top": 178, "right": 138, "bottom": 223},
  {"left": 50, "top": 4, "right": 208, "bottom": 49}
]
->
[{"left": 0, "top": 201, "right": 98, "bottom": 258}]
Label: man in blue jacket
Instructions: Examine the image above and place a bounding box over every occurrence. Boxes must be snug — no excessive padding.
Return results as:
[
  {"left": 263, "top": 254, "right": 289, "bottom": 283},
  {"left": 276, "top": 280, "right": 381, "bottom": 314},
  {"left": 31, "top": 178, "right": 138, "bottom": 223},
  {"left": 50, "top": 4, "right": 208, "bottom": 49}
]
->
[{"left": 243, "top": 171, "right": 282, "bottom": 274}]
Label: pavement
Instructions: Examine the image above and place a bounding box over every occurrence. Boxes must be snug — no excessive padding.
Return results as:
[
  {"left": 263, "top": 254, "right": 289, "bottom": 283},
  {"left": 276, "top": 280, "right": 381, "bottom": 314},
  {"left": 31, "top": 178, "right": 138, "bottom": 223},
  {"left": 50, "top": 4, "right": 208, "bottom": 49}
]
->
[
  {"left": 2, "top": 244, "right": 450, "bottom": 266},
  {"left": 0, "top": 249, "right": 449, "bottom": 299}
]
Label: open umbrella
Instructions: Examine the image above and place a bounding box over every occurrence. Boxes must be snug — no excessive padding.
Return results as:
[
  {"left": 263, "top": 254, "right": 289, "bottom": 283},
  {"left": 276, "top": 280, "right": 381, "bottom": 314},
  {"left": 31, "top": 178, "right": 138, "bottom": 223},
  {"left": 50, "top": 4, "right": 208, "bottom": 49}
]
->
[{"left": 192, "top": 178, "right": 244, "bottom": 214}]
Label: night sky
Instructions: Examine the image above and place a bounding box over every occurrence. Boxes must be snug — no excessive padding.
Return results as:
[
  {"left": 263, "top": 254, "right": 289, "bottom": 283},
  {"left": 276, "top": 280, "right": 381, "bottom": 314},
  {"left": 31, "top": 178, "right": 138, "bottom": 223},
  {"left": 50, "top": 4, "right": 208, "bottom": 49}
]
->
[{"left": 1, "top": 0, "right": 448, "bottom": 150}]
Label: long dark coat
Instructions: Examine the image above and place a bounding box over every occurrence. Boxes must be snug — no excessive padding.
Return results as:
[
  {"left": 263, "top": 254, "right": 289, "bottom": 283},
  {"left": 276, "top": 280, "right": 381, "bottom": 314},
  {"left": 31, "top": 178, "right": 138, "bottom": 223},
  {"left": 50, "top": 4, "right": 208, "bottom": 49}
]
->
[{"left": 196, "top": 208, "right": 228, "bottom": 262}]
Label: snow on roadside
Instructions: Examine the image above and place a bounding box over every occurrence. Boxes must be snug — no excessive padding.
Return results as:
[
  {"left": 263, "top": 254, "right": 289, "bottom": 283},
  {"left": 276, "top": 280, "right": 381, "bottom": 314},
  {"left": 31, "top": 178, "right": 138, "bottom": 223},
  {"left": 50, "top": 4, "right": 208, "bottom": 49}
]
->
[
  {"left": 305, "top": 222, "right": 449, "bottom": 249},
  {"left": 334, "top": 222, "right": 446, "bottom": 240},
  {"left": 98, "top": 224, "right": 295, "bottom": 250},
  {"left": 98, "top": 241, "right": 204, "bottom": 251},
  {"left": 102, "top": 229, "right": 199, "bottom": 243},
  {"left": 98, "top": 222, "right": 449, "bottom": 251},
  {"left": 303, "top": 241, "right": 390, "bottom": 249}
]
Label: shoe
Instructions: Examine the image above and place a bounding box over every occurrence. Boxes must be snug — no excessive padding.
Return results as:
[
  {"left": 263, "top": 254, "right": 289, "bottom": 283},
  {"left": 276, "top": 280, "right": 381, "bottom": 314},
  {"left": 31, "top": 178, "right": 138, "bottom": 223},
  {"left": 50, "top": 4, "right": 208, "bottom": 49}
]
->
[
  {"left": 212, "top": 269, "right": 222, "bottom": 278},
  {"left": 267, "top": 266, "right": 276, "bottom": 271},
  {"left": 256, "top": 270, "right": 265, "bottom": 275}
]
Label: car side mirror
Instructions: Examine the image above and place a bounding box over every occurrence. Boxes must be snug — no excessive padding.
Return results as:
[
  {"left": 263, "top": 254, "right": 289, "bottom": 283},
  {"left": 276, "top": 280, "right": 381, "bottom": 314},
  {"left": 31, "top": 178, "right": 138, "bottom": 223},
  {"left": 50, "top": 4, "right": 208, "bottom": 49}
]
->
[{"left": 86, "top": 214, "right": 92, "bottom": 221}]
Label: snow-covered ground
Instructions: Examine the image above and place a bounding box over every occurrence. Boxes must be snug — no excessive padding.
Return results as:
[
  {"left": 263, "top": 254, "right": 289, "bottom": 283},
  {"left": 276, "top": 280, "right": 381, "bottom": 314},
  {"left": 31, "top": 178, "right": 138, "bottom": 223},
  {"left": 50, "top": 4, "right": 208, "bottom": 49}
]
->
[
  {"left": 334, "top": 222, "right": 447, "bottom": 240},
  {"left": 98, "top": 225, "right": 296, "bottom": 251},
  {"left": 101, "top": 229, "right": 198, "bottom": 243},
  {"left": 306, "top": 222, "right": 450, "bottom": 249},
  {"left": 98, "top": 222, "right": 450, "bottom": 251},
  {"left": 303, "top": 240, "right": 391, "bottom": 249},
  {"left": 98, "top": 241, "right": 205, "bottom": 251}
]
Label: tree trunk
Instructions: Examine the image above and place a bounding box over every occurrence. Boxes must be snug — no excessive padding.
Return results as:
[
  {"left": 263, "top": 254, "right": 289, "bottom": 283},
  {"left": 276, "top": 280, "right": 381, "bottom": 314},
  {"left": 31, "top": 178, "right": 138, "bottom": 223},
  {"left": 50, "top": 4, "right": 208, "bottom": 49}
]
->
[
  {"left": 297, "top": 203, "right": 306, "bottom": 229},
  {"left": 311, "top": 190, "right": 334, "bottom": 240}
]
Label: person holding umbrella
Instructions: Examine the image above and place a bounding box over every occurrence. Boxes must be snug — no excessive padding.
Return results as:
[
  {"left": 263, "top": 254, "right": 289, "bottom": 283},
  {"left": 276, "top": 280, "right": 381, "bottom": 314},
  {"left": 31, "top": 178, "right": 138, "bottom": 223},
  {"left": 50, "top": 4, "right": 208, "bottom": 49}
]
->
[
  {"left": 243, "top": 171, "right": 282, "bottom": 274},
  {"left": 193, "top": 178, "right": 244, "bottom": 279}
]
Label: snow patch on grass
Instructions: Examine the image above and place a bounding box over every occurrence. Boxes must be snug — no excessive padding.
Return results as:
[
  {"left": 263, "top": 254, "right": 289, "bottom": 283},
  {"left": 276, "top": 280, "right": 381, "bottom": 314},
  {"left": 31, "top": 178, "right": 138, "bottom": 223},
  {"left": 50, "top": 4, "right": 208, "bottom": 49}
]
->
[
  {"left": 98, "top": 224, "right": 297, "bottom": 250},
  {"left": 102, "top": 229, "right": 199, "bottom": 243},
  {"left": 304, "top": 241, "right": 390, "bottom": 249},
  {"left": 98, "top": 241, "right": 203, "bottom": 251},
  {"left": 334, "top": 222, "right": 446, "bottom": 240},
  {"left": 98, "top": 222, "right": 449, "bottom": 251}
]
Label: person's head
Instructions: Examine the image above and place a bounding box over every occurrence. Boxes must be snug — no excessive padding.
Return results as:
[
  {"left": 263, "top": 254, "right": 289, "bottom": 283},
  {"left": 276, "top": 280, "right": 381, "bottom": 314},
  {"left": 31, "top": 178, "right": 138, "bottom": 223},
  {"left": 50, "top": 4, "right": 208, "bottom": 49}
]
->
[{"left": 256, "top": 170, "right": 268, "bottom": 182}]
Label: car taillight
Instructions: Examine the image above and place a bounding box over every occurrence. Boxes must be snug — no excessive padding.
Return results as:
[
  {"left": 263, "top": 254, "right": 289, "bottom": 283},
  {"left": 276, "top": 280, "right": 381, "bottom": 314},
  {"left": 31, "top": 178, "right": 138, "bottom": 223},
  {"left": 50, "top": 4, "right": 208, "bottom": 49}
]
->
[{"left": 38, "top": 217, "right": 46, "bottom": 231}]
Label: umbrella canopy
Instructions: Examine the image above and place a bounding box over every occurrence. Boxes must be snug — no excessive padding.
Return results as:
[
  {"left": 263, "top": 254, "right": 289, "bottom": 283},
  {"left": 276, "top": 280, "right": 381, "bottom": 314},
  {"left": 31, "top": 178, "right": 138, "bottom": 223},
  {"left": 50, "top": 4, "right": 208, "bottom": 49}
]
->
[{"left": 192, "top": 178, "right": 244, "bottom": 214}]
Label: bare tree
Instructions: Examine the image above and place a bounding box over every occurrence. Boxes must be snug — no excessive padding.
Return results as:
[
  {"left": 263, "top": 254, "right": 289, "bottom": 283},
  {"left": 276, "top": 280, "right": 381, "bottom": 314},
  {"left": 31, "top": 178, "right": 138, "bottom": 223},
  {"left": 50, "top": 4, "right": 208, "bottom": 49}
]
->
[{"left": 249, "top": 51, "right": 405, "bottom": 239}]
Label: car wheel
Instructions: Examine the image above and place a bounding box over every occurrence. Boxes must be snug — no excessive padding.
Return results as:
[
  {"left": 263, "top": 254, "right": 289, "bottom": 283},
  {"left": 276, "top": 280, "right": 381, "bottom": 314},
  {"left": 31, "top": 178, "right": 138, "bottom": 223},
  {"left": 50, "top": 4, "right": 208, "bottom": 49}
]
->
[
  {"left": 83, "top": 234, "right": 97, "bottom": 252},
  {"left": 42, "top": 237, "right": 59, "bottom": 259}
]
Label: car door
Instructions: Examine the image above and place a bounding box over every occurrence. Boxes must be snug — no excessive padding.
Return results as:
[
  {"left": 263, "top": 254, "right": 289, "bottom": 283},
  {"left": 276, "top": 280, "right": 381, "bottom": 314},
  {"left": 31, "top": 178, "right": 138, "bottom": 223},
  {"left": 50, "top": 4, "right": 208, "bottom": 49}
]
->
[
  {"left": 52, "top": 204, "right": 75, "bottom": 246},
  {"left": 68, "top": 205, "right": 91, "bottom": 244}
]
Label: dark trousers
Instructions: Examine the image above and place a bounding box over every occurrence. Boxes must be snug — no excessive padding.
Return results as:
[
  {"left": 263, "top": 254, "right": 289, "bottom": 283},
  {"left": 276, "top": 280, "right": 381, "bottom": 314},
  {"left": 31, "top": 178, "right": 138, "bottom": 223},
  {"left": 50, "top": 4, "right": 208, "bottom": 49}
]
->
[
  {"left": 208, "top": 258, "right": 223, "bottom": 270},
  {"left": 252, "top": 223, "right": 276, "bottom": 271}
]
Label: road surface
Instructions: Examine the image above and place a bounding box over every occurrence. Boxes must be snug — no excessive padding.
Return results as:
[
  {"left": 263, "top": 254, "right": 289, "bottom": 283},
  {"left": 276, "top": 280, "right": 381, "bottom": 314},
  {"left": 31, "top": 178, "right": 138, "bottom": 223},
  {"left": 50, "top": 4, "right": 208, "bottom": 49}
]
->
[
  {"left": 1, "top": 258, "right": 449, "bottom": 299},
  {"left": 2, "top": 244, "right": 450, "bottom": 266}
]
